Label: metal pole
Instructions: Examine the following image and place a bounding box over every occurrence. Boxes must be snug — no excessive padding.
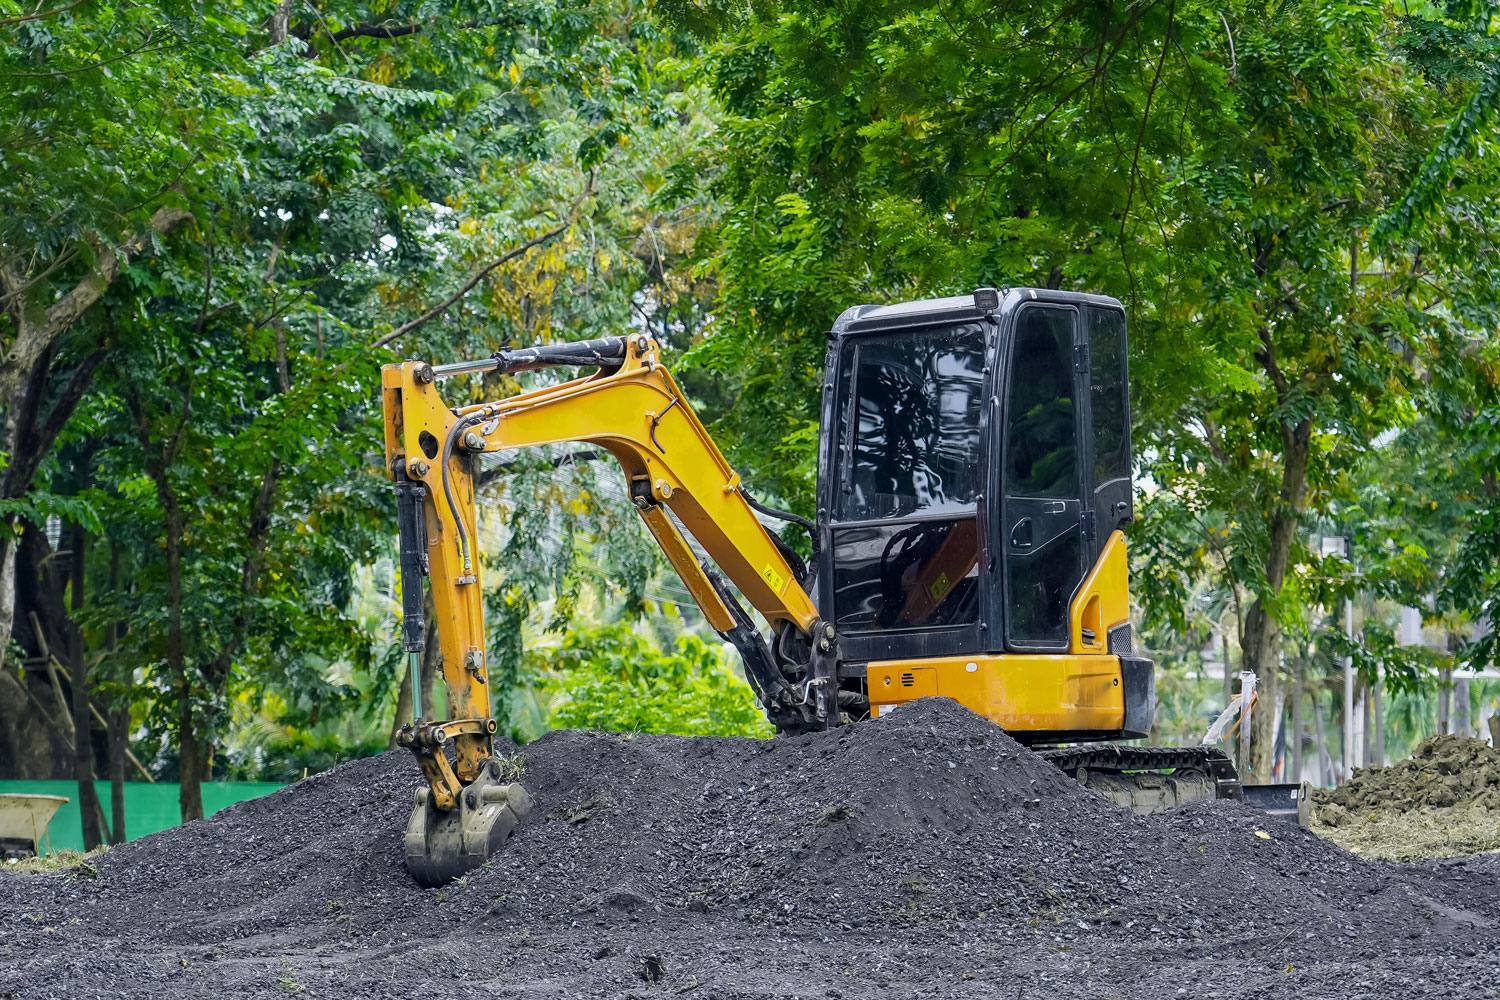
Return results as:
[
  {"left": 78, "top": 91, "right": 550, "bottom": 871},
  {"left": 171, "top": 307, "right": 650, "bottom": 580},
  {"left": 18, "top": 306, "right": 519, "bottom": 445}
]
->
[
  {"left": 408, "top": 650, "right": 423, "bottom": 722},
  {"left": 1292, "top": 654, "right": 1304, "bottom": 783},
  {"left": 1342, "top": 595, "right": 1355, "bottom": 780},
  {"left": 1238, "top": 671, "right": 1256, "bottom": 779},
  {"left": 1373, "top": 666, "right": 1384, "bottom": 766}
]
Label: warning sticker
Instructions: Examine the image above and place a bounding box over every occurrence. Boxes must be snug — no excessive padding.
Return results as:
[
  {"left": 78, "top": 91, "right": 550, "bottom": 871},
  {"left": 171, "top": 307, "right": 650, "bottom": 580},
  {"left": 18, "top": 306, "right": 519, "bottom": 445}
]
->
[
  {"left": 762, "top": 563, "right": 786, "bottom": 595},
  {"left": 928, "top": 572, "right": 951, "bottom": 601}
]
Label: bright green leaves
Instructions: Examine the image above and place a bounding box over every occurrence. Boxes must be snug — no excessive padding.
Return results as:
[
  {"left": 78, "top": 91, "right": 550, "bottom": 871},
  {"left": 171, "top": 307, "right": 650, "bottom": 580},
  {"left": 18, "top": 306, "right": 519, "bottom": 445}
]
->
[{"left": 539, "top": 621, "right": 773, "bottom": 738}]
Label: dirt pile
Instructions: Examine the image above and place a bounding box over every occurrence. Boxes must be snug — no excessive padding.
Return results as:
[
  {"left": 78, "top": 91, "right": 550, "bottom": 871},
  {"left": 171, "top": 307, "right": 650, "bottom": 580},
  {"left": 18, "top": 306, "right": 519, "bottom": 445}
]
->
[
  {"left": 1312, "top": 734, "right": 1500, "bottom": 861},
  {"left": 5, "top": 698, "right": 1500, "bottom": 999}
]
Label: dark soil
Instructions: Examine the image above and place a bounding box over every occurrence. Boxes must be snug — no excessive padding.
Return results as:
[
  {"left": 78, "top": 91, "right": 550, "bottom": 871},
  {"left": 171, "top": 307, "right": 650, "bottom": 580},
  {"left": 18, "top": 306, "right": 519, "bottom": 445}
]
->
[{"left": 4, "top": 698, "right": 1498, "bottom": 999}]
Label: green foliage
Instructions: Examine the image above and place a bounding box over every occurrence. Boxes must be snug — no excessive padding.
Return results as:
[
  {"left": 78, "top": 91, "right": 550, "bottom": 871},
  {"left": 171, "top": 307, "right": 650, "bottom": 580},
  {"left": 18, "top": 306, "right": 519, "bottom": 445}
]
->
[
  {"left": 2, "top": 0, "right": 726, "bottom": 799},
  {"left": 539, "top": 622, "right": 773, "bottom": 738},
  {"left": 3, "top": 0, "right": 1498, "bottom": 797}
]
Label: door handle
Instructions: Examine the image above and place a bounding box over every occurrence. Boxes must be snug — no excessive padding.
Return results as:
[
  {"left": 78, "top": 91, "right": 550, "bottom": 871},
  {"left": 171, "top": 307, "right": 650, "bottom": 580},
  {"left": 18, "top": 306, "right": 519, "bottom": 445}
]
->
[
  {"left": 1010, "top": 517, "right": 1034, "bottom": 550},
  {"left": 1041, "top": 500, "right": 1066, "bottom": 514}
]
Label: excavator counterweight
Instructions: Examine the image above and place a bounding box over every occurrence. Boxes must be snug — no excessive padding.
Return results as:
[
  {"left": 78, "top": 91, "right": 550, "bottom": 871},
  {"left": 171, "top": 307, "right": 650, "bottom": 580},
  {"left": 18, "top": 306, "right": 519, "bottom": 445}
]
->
[{"left": 381, "top": 289, "right": 1264, "bottom": 886}]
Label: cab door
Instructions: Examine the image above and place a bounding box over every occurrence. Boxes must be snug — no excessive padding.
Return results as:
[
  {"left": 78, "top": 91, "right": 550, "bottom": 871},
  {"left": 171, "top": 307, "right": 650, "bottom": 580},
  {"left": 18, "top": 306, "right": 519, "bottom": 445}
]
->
[
  {"left": 1084, "top": 305, "right": 1133, "bottom": 546},
  {"left": 1001, "top": 304, "right": 1086, "bottom": 651}
]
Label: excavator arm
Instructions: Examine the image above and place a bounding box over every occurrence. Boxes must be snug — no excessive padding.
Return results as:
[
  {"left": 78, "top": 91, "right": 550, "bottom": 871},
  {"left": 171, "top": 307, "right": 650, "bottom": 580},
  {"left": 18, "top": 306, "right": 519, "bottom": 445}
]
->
[{"left": 381, "top": 333, "right": 837, "bottom": 885}]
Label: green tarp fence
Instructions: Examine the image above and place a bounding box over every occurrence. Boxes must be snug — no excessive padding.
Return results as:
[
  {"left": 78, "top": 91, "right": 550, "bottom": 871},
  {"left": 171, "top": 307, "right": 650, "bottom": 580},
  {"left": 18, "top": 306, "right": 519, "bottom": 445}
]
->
[{"left": 0, "top": 780, "right": 286, "bottom": 854}]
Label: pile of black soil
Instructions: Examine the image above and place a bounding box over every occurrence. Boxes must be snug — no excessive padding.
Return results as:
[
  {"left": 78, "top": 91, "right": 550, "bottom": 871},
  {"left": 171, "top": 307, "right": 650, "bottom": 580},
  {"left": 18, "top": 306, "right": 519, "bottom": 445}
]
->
[{"left": 4, "top": 698, "right": 1498, "bottom": 999}]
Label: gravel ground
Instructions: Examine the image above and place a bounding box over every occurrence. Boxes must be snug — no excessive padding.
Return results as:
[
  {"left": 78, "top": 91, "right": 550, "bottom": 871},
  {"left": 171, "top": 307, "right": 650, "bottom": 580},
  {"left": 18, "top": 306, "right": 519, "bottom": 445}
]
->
[{"left": 3, "top": 698, "right": 1498, "bottom": 999}]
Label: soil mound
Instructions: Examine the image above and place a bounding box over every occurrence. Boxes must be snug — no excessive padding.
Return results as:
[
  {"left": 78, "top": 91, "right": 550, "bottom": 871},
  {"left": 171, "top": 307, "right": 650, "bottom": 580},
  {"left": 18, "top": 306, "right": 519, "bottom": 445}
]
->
[
  {"left": 1311, "top": 735, "right": 1500, "bottom": 861},
  {"left": 6, "top": 697, "right": 1500, "bottom": 999},
  {"left": 1318, "top": 735, "right": 1500, "bottom": 813}
]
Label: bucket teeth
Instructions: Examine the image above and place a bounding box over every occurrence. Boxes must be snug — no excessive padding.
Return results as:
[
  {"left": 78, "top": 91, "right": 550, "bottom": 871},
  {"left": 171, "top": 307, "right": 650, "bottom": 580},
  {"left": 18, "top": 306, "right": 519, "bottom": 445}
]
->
[{"left": 404, "top": 760, "right": 532, "bottom": 888}]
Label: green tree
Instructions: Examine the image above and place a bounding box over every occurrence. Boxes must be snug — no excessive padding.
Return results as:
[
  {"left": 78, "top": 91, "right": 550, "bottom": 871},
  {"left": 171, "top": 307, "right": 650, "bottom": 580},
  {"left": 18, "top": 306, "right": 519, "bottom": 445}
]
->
[
  {"left": 539, "top": 620, "right": 772, "bottom": 737},
  {"left": 4, "top": 0, "right": 728, "bottom": 825},
  {"left": 679, "top": 0, "right": 1500, "bottom": 778}
]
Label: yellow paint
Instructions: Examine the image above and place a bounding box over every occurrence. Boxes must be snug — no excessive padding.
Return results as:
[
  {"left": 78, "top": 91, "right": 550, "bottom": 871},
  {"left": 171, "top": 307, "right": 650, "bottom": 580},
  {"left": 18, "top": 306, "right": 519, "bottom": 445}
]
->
[
  {"left": 1069, "top": 529, "right": 1131, "bottom": 653},
  {"left": 866, "top": 654, "right": 1125, "bottom": 735}
]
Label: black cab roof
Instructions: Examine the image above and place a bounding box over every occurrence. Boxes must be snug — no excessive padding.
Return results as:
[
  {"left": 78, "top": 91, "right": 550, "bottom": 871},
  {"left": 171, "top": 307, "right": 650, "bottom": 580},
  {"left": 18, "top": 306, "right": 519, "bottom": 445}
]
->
[{"left": 831, "top": 287, "right": 1124, "bottom": 336}]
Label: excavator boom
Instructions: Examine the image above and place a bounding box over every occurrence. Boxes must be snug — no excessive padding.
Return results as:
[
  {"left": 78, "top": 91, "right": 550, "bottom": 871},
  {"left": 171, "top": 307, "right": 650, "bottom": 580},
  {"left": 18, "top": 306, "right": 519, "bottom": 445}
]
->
[{"left": 382, "top": 333, "right": 836, "bottom": 885}]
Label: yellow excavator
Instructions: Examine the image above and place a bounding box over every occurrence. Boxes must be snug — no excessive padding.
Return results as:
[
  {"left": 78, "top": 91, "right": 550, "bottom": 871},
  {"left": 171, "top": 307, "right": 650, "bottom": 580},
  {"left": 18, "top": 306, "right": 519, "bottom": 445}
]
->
[{"left": 382, "top": 287, "right": 1266, "bottom": 887}]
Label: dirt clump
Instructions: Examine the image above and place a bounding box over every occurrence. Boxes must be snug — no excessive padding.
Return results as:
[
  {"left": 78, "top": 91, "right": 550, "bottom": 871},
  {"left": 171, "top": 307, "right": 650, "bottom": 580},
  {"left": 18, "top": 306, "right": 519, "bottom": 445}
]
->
[
  {"left": 4, "top": 697, "right": 1500, "bottom": 999},
  {"left": 1312, "top": 734, "right": 1500, "bottom": 860}
]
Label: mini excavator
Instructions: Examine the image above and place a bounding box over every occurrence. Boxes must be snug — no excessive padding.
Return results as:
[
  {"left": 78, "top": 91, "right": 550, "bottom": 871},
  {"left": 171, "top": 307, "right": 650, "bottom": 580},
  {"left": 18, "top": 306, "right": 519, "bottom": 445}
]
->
[{"left": 383, "top": 288, "right": 1276, "bottom": 887}]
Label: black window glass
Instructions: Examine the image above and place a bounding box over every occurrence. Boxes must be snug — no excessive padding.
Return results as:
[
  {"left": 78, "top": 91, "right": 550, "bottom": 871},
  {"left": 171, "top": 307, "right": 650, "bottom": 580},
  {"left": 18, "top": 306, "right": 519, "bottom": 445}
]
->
[
  {"left": 1005, "top": 309, "right": 1077, "bottom": 498},
  {"left": 838, "top": 324, "right": 987, "bottom": 521},
  {"left": 831, "top": 517, "right": 981, "bottom": 632},
  {"left": 1007, "top": 530, "right": 1080, "bottom": 645},
  {"left": 1088, "top": 308, "right": 1129, "bottom": 486}
]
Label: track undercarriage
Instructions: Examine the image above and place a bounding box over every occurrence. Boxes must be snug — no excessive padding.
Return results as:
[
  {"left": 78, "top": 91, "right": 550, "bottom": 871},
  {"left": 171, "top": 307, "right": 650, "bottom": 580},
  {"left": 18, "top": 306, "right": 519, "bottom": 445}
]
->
[{"left": 1040, "top": 744, "right": 1308, "bottom": 824}]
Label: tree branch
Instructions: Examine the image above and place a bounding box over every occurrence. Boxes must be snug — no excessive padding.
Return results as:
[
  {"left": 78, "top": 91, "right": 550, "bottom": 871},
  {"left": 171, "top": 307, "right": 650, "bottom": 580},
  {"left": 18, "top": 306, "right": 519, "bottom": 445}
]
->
[
  {"left": 329, "top": 19, "right": 424, "bottom": 41},
  {"left": 0, "top": 0, "right": 87, "bottom": 27},
  {"left": 6, "top": 349, "right": 107, "bottom": 498},
  {"left": 294, "top": 13, "right": 521, "bottom": 46},
  {"left": 1, "top": 207, "right": 194, "bottom": 406},
  {"left": 373, "top": 222, "right": 569, "bottom": 350},
  {"left": 475, "top": 449, "right": 601, "bottom": 489}
]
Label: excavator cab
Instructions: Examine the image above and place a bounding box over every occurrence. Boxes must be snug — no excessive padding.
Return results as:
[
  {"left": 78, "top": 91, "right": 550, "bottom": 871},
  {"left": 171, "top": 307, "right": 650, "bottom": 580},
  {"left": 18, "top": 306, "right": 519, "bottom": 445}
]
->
[
  {"left": 381, "top": 287, "right": 1230, "bottom": 888},
  {"left": 815, "top": 288, "right": 1153, "bottom": 741}
]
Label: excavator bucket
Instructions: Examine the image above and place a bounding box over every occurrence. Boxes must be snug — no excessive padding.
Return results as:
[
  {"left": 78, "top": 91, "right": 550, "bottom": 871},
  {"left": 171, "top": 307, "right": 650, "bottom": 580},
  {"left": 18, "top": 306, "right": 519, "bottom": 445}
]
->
[{"left": 403, "top": 764, "right": 532, "bottom": 888}]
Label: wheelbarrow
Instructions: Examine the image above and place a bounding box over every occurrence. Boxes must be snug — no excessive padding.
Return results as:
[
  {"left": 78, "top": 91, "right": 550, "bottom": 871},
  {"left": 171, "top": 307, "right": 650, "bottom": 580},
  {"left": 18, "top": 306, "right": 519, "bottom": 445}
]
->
[{"left": 0, "top": 793, "right": 69, "bottom": 860}]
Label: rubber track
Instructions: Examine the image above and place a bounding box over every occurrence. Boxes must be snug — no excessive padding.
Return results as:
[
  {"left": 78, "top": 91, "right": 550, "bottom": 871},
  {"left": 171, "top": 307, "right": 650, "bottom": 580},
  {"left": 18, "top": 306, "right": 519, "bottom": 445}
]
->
[{"left": 1039, "top": 744, "right": 1243, "bottom": 799}]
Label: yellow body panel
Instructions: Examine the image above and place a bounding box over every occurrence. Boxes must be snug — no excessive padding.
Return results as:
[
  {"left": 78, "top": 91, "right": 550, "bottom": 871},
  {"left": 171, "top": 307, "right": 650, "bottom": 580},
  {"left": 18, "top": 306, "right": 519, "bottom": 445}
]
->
[
  {"left": 867, "top": 654, "right": 1125, "bottom": 734},
  {"left": 1069, "top": 529, "right": 1131, "bottom": 654},
  {"left": 866, "top": 529, "right": 1135, "bottom": 736}
]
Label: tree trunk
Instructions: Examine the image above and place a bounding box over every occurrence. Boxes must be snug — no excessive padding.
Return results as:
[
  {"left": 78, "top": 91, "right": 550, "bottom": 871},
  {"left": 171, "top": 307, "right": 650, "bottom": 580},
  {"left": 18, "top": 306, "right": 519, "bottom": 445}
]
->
[
  {"left": 0, "top": 211, "right": 190, "bottom": 671},
  {"left": 68, "top": 521, "right": 106, "bottom": 849},
  {"left": 1311, "top": 688, "right": 1333, "bottom": 786},
  {"left": 1455, "top": 675, "right": 1472, "bottom": 738},
  {"left": 1362, "top": 676, "right": 1374, "bottom": 764},
  {"left": 421, "top": 624, "right": 443, "bottom": 720},
  {"left": 128, "top": 380, "right": 201, "bottom": 823},
  {"left": 1243, "top": 417, "right": 1313, "bottom": 781},
  {"left": 108, "top": 704, "right": 128, "bottom": 844},
  {"left": 1372, "top": 670, "right": 1384, "bottom": 767},
  {"left": 0, "top": 534, "right": 15, "bottom": 676},
  {"left": 420, "top": 588, "right": 442, "bottom": 720},
  {"left": 1243, "top": 604, "right": 1281, "bottom": 780},
  {"left": 1221, "top": 628, "right": 1233, "bottom": 710},
  {"left": 388, "top": 663, "right": 413, "bottom": 748},
  {"left": 177, "top": 690, "right": 205, "bottom": 821},
  {"left": 106, "top": 541, "right": 127, "bottom": 844},
  {"left": 162, "top": 470, "right": 199, "bottom": 821}
]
